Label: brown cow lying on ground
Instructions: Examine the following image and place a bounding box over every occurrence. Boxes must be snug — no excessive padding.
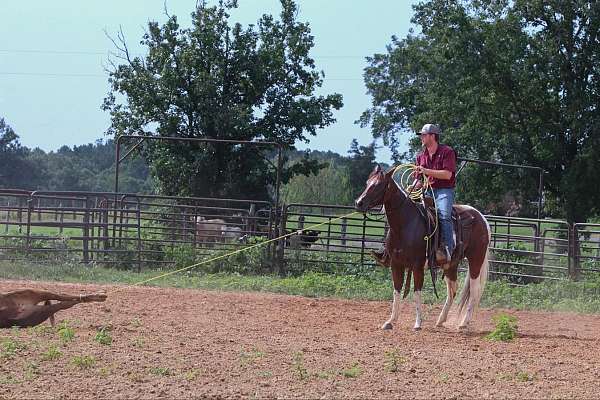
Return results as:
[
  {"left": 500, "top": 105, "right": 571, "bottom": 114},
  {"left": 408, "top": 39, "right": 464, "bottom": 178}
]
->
[{"left": 0, "top": 289, "right": 107, "bottom": 328}]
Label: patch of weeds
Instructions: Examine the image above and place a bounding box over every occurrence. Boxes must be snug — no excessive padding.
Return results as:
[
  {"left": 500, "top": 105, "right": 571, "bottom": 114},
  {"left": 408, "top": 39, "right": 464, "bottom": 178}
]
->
[
  {"left": 57, "top": 321, "right": 75, "bottom": 344},
  {"left": 1, "top": 338, "right": 26, "bottom": 359},
  {"left": 132, "top": 337, "right": 145, "bottom": 348},
  {"left": 340, "top": 362, "right": 362, "bottom": 378},
  {"left": 516, "top": 371, "right": 534, "bottom": 382},
  {"left": 485, "top": 314, "right": 518, "bottom": 342},
  {"left": 184, "top": 368, "right": 202, "bottom": 381},
  {"left": 24, "top": 361, "right": 40, "bottom": 381},
  {"left": 31, "top": 325, "right": 53, "bottom": 335},
  {"left": 292, "top": 351, "right": 309, "bottom": 381},
  {"left": 127, "top": 371, "right": 145, "bottom": 383},
  {"left": 41, "top": 345, "right": 63, "bottom": 361},
  {"left": 130, "top": 318, "right": 143, "bottom": 328},
  {"left": 71, "top": 355, "right": 96, "bottom": 370},
  {"left": 497, "top": 372, "right": 513, "bottom": 381},
  {"left": 0, "top": 374, "right": 20, "bottom": 385},
  {"left": 257, "top": 370, "right": 273, "bottom": 378},
  {"left": 384, "top": 349, "right": 407, "bottom": 373},
  {"left": 149, "top": 366, "right": 173, "bottom": 376},
  {"left": 314, "top": 370, "right": 336, "bottom": 379},
  {"left": 94, "top": 327, "right": 113, "bottom": 346},
  {"left": 438, "top": 372, "right": 450, "bottom": 383},
  {"left": 239, "top": 346, "right": 264, "bottom": 366}
]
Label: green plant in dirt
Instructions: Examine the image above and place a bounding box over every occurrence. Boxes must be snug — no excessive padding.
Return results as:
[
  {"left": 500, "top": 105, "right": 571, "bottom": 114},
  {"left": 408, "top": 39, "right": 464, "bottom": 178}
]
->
[
  {"left": 149, "top": 366, "right": 173, "bottom": 376},
  {"left": 24, "top": 361, "right": 40, "bottom": 381},
  {"left": 257, "top": 370, "right": 273, "bottom": 378},
  {"left": 71, "top": 355, "right": 96, "bottom": 370},
  {"left": 384, "top": 349, "right": 407, "bottom": 373},
  {"left": 41, "top": 345, "right": 63, "bottom": 361},
  {"left": 516, "top": 371, "right": 534, "bottom": 382},
  {"left": 1, "top": 338, "right": 26, "bottom": 359},
  {"left": 292, "top": 351, "right": 309, "bottom": 381},
  {"left": 57, "top": 321, "right": 75, "bottom": 343},
  {"left": 314, "top": 369, "right": 336, "bottom": 379},
  {"left": 438, "top": 372, "right": 450, "bottom": 383},
  {"left": 0, "top": 374, "right": 20, "bottom": 385},
  {"left": 239, "top": 346, "right": 264, "bottom": 366},
  {"left": 486, "top": 313, "right": 518, "bottom": 342},
  {"left": 31, "top": 325, "right": 53, "bottom": 335},
  {"left": 184, "top": 368, "right": 202, "bottom": 381},
  {"left": 94, "top": 327, "right": 113, "bottom": 346},
  {"left": 340, "top": 362, "right": 362, "bottom": 378},
  {"left": 130, "top": 317, "right": 143, "bottom": 328},
  {"left": 132, "top": 337, "right": 145, "bottom": 348}
]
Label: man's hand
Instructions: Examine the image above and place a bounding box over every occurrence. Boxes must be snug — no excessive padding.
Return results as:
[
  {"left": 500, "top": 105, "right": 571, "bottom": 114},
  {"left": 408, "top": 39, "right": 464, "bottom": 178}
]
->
[{"left": 415, "top": 166, "right": 428, "bottom": 175}]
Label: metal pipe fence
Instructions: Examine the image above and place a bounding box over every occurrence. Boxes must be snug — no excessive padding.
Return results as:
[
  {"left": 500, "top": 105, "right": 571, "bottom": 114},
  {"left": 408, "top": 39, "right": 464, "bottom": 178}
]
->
[{"left": 0, "top": 190, "right": 594, "bottom": 282}]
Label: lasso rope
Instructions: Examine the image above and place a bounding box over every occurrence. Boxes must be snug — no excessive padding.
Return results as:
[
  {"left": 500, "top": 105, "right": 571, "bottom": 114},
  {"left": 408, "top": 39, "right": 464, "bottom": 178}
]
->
[{"left": 391, "top": 163, "right": 439, "bottom": 241}]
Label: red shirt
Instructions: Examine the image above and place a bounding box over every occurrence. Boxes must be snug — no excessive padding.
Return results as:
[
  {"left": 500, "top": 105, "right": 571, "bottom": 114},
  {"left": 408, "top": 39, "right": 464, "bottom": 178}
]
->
[{"left": 416, "top": 144, "right": 457, "bottom": 189}]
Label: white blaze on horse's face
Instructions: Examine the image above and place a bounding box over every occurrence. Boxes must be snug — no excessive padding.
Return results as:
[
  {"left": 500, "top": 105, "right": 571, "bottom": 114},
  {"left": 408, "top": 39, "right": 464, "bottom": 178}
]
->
[{"left": 355, "top": 167, "right": 386, "bottom": 211}]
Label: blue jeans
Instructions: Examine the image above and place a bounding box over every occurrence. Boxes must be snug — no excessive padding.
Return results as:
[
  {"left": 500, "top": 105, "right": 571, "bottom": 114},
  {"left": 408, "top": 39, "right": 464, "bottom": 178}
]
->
[{"left": 431, "top": 188, "right": 455, "bottom": 254}]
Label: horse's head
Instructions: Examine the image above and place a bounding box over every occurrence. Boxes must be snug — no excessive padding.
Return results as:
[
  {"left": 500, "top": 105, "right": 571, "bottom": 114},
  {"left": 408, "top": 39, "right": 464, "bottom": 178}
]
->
[{"left": 355, "top": 165, "right": 393, "bottom": 212}]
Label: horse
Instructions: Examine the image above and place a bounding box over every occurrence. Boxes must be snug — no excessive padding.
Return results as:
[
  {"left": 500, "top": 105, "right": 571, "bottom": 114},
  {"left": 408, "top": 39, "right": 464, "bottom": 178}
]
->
[{"left": 355, "top": 165, "right": 491, "bottom": 330}]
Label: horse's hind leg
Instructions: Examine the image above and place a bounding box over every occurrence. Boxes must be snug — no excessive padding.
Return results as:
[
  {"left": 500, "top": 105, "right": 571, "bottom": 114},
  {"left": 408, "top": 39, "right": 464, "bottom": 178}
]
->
[
  {"left": 382, "top": 266, "right": 404, "bottom": 330},
  {"left": 436, "top": 272, "right": 458, "bottom": 327}
]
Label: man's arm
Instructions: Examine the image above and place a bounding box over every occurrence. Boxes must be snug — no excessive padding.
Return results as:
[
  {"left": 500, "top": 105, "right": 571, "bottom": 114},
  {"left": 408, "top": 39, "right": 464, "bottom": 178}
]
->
[{"left": 416, "top": 166, "right": 452, "bottom": 180}]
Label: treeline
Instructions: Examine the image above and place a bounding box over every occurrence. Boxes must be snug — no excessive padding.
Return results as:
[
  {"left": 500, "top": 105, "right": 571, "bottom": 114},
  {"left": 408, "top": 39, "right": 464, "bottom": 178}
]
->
[
  {"left": 0, "top": 118, "right": 153, "bottom": 193},
  {"left": 1, "top": 118, "right": 383, "bottom": 204}
]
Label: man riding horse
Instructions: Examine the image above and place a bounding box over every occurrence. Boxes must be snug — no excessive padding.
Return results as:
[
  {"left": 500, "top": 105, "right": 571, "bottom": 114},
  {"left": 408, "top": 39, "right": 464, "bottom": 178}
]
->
[{"left": 373, "top": 123, "right": 457, "bottom": 265}]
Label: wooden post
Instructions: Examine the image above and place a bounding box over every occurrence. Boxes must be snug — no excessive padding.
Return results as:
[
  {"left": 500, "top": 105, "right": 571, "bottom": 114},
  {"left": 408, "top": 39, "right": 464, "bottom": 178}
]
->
[
  {"left": 341, "top": 218, "right": 347, "bottom": 246},
  {"left": 59, "top": 206, "right": 64, "bottom": 234}
]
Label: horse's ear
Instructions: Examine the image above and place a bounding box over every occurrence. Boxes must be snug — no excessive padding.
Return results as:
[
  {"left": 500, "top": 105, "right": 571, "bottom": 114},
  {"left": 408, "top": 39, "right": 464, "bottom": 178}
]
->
[
  {"left": 373, "top": 165, "right": 382, "bottom": 174},
  {"left": 384, "top": 166, "right": 395, "bottom": 178}
]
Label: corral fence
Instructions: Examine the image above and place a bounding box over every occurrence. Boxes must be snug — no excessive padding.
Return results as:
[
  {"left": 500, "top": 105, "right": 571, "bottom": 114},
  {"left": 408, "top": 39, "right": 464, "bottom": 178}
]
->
[{"left": 0, "top": 190, "right": 595, "bottom": 283}]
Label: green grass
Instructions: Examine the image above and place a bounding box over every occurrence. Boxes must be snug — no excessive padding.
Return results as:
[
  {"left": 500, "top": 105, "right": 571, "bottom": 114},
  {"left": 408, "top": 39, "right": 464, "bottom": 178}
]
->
[
  {"left": 71, "top": 355, "right": 96, "bottom": 370},
  {"left": 485, "top": 314, "right": 518, "bottom": 342},
  {"left": 3, "top": 260, "right": 600, "bottom": 314}
]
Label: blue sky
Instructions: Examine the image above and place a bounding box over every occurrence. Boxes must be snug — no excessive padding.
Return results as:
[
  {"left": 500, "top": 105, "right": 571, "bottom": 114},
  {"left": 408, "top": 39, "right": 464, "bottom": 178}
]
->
[{"left": 0, "top": 0, "right": 417, "bottom": 162}]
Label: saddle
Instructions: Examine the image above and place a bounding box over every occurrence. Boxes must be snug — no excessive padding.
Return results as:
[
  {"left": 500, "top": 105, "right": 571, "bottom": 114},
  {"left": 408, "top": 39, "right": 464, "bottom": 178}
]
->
[{"left": 420, "top": 196, "right": 476, "bottom": 270}]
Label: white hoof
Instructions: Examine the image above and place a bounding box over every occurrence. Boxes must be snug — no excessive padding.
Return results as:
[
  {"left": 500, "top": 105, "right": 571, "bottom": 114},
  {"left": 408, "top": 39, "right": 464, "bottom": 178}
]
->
[
  {"left": 413, "top": 326, "right": 422, "bottom": 331},
  {"left": 382, "top": 322, "right": 393, "bottom": 330}
]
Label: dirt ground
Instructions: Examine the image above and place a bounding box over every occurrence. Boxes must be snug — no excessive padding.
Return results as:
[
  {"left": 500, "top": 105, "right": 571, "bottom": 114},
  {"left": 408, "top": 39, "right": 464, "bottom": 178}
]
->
[{"left": 1, "top": 280, "right": 599, "bottom": 399}]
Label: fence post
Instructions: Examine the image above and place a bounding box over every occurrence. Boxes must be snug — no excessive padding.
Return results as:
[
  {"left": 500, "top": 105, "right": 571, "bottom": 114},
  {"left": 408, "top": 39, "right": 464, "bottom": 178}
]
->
[
  {"left": 4, "top": 201, "right": 9, "bottom": 234},
  {"left": 82, "top": 199, "right": 90, "bottom": 264},
  {"left": 341, "top": 218, "right": 347, "bottom": 246},
  {"left": 571, "top": 224, "right": 581, "bottom": 280},
  {"left": 360, "top": 214, "right": 367, "bottom": 266},
  {"left": 59, "top": 205, "right": 64, "bottom": 235},
  {"left": 277, "top": 206, "right": 288, "bottom": 275},
  {"left": 248, "top": 203, "right": 256, "bottom": 233}
]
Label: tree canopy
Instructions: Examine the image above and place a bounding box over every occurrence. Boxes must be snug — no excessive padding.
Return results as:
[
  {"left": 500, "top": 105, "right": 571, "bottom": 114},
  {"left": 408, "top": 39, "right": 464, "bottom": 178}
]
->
[
  {"left": 360, "top": 0, "right": 600, "bottom": 222},
  {"left": 103, "top": 0, "right": 343, "bottom": 201}
]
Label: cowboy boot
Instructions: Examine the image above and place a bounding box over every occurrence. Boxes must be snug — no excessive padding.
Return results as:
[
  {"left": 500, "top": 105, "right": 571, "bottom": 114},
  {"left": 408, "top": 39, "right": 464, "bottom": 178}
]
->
[
  {"left": 371, "top": 246, "right": 390, "bottom": 267},
  {"left": 435, "top": 245, "right": 451, "bottom": 265}
]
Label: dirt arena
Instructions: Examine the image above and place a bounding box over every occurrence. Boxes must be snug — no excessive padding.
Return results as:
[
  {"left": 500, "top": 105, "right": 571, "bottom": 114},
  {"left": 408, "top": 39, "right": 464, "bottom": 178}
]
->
[{"left": 1, "top": 279, "right": 599, "bottom": 399}]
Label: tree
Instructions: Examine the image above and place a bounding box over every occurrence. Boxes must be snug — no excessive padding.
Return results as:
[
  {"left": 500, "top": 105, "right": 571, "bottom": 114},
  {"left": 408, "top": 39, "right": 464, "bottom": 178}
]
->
[
  {"left": 282, "top": 164, "right": 353, "bottom": 206},
  {"left": 344, "top": 139, "right": 377, "bottom": 200},
  {"left": 103, "top": 0, "right": 343, "bottom": 201},
  {"left": 0, "top": 118, "right": 41, "bottom": 190},
  {"left": 360, "top": 0, "right": 600, "bottom": 222}
]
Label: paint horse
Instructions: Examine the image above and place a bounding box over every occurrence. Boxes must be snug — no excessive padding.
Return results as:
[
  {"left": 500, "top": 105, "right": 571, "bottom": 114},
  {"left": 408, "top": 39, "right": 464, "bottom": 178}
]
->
[{"left": 355, "top": 165, "right": 491, "bottom": 330}]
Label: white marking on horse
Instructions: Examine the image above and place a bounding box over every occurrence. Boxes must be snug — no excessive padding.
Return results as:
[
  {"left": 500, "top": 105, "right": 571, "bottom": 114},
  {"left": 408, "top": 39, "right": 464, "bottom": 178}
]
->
[
  {"left": 382, "top": 289, "right": 402, "bottom": 330},
  {"left": 413, "top": 290, "right": 422, "bottom": 330}
]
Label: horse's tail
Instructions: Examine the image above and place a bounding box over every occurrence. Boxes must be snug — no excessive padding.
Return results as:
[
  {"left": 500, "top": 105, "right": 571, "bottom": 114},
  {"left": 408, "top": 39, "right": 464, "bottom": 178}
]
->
[{"left": 456, "top": 215, "right": 491, "bottom": 327}]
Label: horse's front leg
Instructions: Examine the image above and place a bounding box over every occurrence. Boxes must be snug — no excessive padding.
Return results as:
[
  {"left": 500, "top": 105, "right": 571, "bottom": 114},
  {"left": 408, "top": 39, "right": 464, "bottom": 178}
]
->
[
  {"left": 413, "top": 265, "right": 425, "bottom": 331},
  {"left": 382, "top": 266, "right": 404, "bottom": 330}
]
